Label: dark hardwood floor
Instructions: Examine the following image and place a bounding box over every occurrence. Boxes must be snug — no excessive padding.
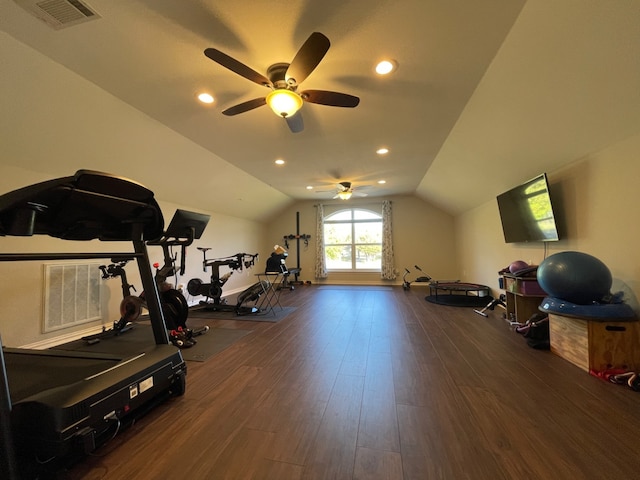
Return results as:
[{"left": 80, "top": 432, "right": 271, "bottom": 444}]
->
[{"left": 66, "top": 285, "right": 640, "bottom": 479}]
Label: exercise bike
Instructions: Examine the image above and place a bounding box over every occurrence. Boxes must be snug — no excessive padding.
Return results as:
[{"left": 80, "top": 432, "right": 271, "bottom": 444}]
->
[
  {"left": 187, "top": 249, "right": 267, "bottom": 315},
  {"left": 83, "top": 209, "right": 211, "bottom": 346},
  {"left": 402, "top": 265, "right": 432, "bottom": 290},
  {"left": 473, "top": 294, "right": 507, "bottom": 318}
]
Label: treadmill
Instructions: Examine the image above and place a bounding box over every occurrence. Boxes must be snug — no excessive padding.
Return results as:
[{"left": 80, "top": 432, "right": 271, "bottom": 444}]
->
[{"left": 0, "top": 170, "right": 188, "bottom": 479}]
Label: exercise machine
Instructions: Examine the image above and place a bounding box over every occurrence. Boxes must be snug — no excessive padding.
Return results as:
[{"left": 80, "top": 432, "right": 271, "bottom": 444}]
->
[
  {"left": 0, "top": 170, "right": 188, "bottom": 478},
  {"left": 85, "top": 257, "right": 139, "bottom": 339},
  {"left": 402, "top": 265, "right": 432, "bottom": 290},
  {"left": 473, "top": 294, "right": 507, "bottom": 317},
  {"left": 83, "top": 209, "right": 211, "bottom": 345},
  {"left": 187, "top": 249, "right": 265, "bottom": 314},
  {"left": 86, "top": 258, "right": 207, "bottom": 347}
]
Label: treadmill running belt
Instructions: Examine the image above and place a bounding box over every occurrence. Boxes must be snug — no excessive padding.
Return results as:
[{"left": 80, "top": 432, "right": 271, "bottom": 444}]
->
[{"left": 3, "top": 350, "right": 120, "bottom": 403}]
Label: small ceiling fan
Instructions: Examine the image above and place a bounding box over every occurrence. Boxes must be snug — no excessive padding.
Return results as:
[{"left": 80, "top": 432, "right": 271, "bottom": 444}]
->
[
  {"left": 318, "top": 181, "right": 369, "bottom": 200},
  {"left": 204, "top": 32, "right": 360, "bottom": 133}
]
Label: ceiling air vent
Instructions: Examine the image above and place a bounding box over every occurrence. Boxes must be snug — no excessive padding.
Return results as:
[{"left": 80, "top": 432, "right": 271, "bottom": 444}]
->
[{"left": 14, "top": 0, "right": 101, "bottom": 30}]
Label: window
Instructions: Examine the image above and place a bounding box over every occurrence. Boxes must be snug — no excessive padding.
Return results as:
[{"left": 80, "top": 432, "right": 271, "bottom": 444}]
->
[{"left": 323, "top": 208, "right": 382, "bottom": 271}]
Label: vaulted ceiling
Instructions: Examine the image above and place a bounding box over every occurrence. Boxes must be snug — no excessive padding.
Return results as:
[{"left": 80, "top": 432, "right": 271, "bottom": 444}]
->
[{"left": 1, "top": 0, "right": 639, "bottom": 221}]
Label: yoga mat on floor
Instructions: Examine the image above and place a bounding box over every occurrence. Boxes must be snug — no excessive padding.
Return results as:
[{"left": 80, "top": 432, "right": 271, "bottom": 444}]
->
[
  {"left": 316, "top": 285, "right": 393, "bottom": 291},
  {"left": 188, "top": 306, "right": 296, "bottom": 323},
  {"left": 425, "top": 295, "right": 493, "bottom": 308},
  {"left": 54, "top": 323, "right": 253, "bottom": 362},
  {"left": 179, "top": 327, "right": 252, "bottom": 362}
]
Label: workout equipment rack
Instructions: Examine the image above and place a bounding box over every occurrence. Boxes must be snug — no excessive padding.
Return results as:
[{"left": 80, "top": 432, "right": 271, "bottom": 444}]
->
[{"left": 282, "top": 211, "right": 310, "bottom": 285}]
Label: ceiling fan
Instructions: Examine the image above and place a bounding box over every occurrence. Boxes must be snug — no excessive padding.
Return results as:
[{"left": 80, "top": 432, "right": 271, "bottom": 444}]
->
[
  {"left": 204, "top": 32, "right": 360, "bottom": 133},
  {"left": 319, "top": 181, "right": 369, "bottom": 200}
]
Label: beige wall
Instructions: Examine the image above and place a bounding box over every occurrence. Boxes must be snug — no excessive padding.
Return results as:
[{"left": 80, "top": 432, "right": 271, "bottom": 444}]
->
[
  {"left": 456, "top": 130, "right": 640, "bottom": 314},
  {"left": 263, "top": 195, "right": 458, "bottom": 286}
]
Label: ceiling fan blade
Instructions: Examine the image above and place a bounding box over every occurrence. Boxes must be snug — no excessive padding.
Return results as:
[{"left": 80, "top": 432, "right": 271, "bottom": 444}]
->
[
  {"left": 222, "top": 97, "right": 267, "bottom": 116},
  {"left": 315, "top": 182, "right": 347, "bottom": 193},
  {"left": 285, "top": 112, "right": 304, "bottom": 133},
  {"left": 204, "top": 48, "right": 271, "bottom": 87},
  {"left": 301, "top": 90, "right": 360, "bottom": 108},
  {"left": 285, "top": 32, "right": 330, "bottom": 85}
]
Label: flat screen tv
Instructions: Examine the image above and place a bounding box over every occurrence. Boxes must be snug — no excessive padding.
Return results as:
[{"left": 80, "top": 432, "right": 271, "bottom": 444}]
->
[{"left": 496, "top": 173, "right": 560, "bottom": 243}]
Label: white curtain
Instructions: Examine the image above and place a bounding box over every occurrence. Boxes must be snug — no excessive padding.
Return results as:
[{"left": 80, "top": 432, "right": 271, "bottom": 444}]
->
[
  {"left": 381, "top": 200, "right": 396, "bottom": 280},
  {"left": 315, "top": 204, "right": 328, "bottom": 279}
]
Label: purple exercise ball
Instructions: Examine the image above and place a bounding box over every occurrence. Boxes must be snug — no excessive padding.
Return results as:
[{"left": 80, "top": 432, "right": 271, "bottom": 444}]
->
[{"left": 537, "top": 251, "right": 612, "bottom": 304}]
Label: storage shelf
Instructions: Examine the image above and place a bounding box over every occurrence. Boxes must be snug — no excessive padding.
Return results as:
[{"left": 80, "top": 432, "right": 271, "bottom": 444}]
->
[{"left": 502, "top": 274, "right": 546, "bottom": 324}]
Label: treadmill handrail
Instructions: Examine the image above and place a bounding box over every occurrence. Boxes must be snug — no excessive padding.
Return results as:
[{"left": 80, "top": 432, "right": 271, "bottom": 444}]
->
[{"left": 0, "top": 252, "right": 144, "bottom": 262}]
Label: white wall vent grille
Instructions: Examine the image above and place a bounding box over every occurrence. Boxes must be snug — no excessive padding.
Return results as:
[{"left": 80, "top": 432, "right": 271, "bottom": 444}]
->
[
  {"left": 43, "top": 262, "right": 102, "bottom": 333},
  {"left": 14, "top": 0, "right": 101, "bottom": 30}
]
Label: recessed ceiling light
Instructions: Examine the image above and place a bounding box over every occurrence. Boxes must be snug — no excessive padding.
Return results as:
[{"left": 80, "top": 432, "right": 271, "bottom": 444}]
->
[
  {"left": 306, "top": 185, "right": 313, "bottom": 190},
  {"left": 198, "top": 92, "right": 214, "bottom": 104},
  {"left": 376, "top": 147, "right": 389, "bottom": 155},
  {"left": 375, "top": 60, "right": 397, "bottom": 75},
  {"left": 275, "top": 159, "right": 285, "bottom": 165},
  {"left": 378, "top": 180, "right": 386, "bottom": 184}
]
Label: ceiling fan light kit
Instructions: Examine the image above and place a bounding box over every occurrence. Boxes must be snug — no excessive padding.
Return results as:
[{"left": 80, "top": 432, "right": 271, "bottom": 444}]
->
[
  {"left": 375, "top": 59, "right": 397, "bottom": 75},
  {"left": 337, "top": 191, "right": 353, "bottom": 200},
  {"left": 266, "top": 89, "right": 303, "bottom": 117},
  {"left": 204, "top": 32, "right": 359, "bottom": 132}
]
